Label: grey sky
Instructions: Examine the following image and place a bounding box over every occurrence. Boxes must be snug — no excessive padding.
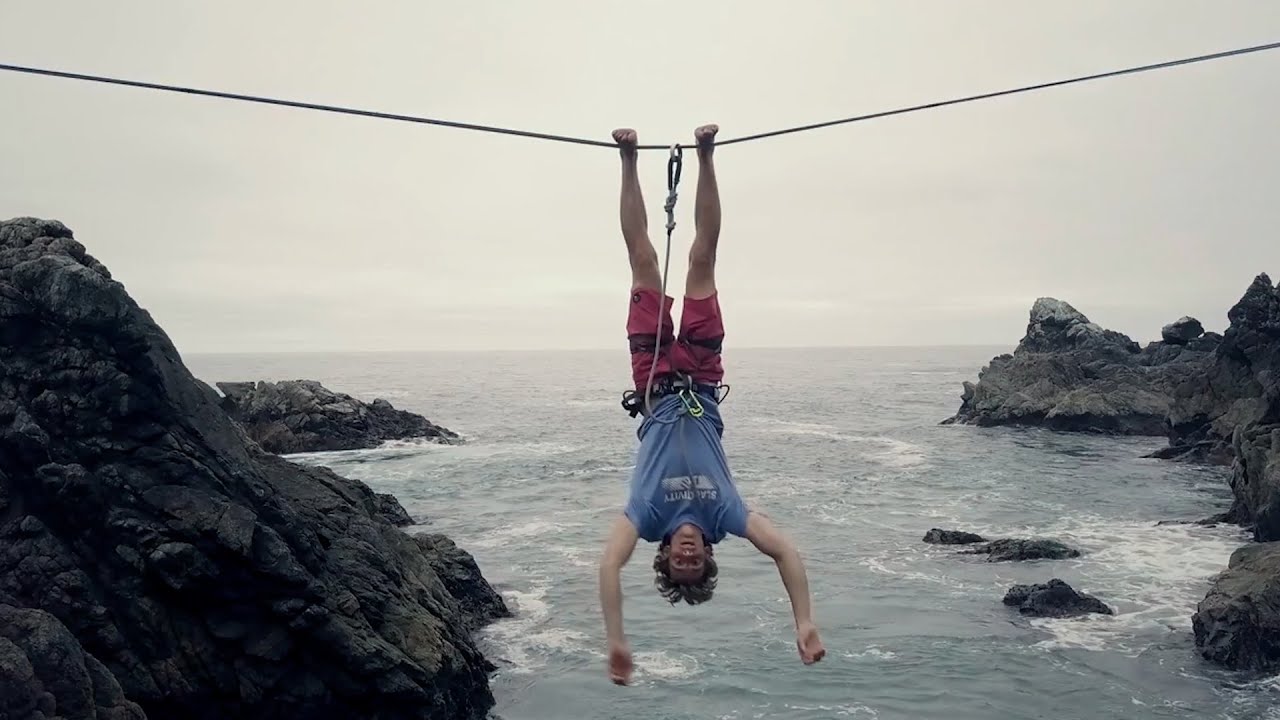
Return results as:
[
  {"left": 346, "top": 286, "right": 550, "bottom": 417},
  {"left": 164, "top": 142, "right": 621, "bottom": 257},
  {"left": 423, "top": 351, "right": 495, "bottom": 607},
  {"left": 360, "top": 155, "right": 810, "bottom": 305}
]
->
[{"left": 3, "top": 1, "right": 1279, "bottom": 353}]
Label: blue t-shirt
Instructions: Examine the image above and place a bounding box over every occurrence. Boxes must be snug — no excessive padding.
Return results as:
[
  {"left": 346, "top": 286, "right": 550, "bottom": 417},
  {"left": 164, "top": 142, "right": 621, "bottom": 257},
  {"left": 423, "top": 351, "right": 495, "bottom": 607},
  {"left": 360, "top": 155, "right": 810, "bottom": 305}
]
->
[{"left": 623, "top": 391, "right": 749, "bottom": 544}]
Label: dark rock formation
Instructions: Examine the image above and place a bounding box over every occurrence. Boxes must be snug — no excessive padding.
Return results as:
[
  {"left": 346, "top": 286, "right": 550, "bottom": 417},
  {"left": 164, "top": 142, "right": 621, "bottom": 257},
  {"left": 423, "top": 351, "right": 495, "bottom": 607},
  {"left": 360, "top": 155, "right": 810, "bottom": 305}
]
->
[
  {"left": 922, "top": 528, "right": 987, "bottom": 545},
  {"left": 1193, "top": 541, "right": 1280, "bottom": 672},
  {"left": 0, "top": 603, "right": 146, "bottom": 720},
  {"left": 1162, "top": 316, "right": 1205, "bottom": 345},
  {"left": 0, "top": 217, "right": 509, "bottom": 720},
  {"left": 961, "top": 538, "right": 1082, "bottom": 562},
  {"left": 1002, "top": 579, "right": 1113, "bottom": 618},
  {"left": 414, "top": 534, "right": 510, "bottom": 635},
  {"left": 1156, "top": 275, "right": 1280, "bottom": 541},
  {"left": 943, "top": 298, "right": 1217, "bottom": 434},
  {"left": 217, "top": 379, "right": 460, "bottom": 455},
  {"left": 375, "top": 492, "right": 417, "bottom": 527}
]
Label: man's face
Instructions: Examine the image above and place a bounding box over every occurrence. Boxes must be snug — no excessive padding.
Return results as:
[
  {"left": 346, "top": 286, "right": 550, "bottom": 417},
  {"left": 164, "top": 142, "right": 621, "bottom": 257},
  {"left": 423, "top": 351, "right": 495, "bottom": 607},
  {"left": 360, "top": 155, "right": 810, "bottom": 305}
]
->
[{"left": 668, "top": 525, "right": 707, "bottom": 583}]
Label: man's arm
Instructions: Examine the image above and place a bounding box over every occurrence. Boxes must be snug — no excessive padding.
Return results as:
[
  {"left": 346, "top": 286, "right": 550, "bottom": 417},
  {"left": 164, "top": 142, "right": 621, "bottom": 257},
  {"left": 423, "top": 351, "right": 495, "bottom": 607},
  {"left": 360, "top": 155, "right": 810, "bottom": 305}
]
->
[
  {"left": 744, "top": 510, "right": 826, "bottom": 664},
  {"left": 599, "top": 513, "right": 640, "bottom": 683}
]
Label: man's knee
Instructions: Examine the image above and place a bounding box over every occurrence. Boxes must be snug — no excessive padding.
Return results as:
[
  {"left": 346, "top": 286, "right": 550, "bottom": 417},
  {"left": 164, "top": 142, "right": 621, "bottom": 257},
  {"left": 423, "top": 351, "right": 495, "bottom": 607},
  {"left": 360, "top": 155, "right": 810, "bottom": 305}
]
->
[
  {"left": 631, "top": 248, "right": 662, "bottom": 290},
  {"left": 687, "top": 247, "right": 716, "bottom": 274}
]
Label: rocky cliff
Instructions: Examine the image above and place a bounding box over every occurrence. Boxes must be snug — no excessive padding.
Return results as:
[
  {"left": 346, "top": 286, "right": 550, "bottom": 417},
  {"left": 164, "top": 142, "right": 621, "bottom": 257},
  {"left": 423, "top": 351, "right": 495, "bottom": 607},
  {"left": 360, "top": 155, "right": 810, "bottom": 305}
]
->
[
  {"left": 0, "top": 217, "right": 509, "bottom": 719},
  {"left": 942, "top": 272, "right": 1280, "bottom": 673},
  {"left": 217, "top": 379, "right": 460, "bottom": 455},
  {"left": 943, "top": 298, "right": 1218, "bottom": 434}
]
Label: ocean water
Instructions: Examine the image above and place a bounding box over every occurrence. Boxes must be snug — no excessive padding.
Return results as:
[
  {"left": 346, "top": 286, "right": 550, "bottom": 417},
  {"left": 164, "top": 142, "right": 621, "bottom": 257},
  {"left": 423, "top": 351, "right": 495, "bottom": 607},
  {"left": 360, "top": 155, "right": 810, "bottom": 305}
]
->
[{"left": 184, "top": 346, "right": 1279, "bottom": 720}]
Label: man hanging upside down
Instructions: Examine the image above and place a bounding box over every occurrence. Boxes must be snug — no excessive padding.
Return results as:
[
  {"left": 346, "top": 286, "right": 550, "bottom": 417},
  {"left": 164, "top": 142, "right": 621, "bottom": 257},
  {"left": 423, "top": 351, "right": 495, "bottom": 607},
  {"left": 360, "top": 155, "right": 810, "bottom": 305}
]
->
[{"left": 597, "top": 124, "right": 826, "bottom": 686}]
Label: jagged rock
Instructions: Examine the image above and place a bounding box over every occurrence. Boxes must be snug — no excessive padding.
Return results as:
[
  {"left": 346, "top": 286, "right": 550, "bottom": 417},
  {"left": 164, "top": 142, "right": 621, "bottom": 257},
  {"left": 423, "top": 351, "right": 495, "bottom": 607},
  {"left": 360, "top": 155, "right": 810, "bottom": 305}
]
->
[
  {"left": 0, "top": 603, "right": 146, "bottom": 720},
  {"left": 943, "top": 297, "right": 1216, "bottom": 434},
  {"left": 414, "top": 534, "right": 510, "bottom": 634},
  {"left": 374, "top": 492, "right": 417, "bottom": 527},
  {"left": 217, "top": 379, "right": 460, "bottom": 454},
  {"left": 1193, "top": 541, "right": 1280, "bottom": 671},
  {"left": 1162, "top": 274, "right": 1280, "bottom": 471},
  {"left": 1162, "top": 316, "right": 1205, "bottom": 345},
  {"left": 960, "top": 538, "right": 1081, "bottom": 562},
  {"left": 1002, "top": 579, "right": 1113, "bottom": 618},
  {"left": 0, "top": 216, "right": 509, "bottom": 720},
  {"left": 922, "top": 528, "right": 987, "bottom": 545}
]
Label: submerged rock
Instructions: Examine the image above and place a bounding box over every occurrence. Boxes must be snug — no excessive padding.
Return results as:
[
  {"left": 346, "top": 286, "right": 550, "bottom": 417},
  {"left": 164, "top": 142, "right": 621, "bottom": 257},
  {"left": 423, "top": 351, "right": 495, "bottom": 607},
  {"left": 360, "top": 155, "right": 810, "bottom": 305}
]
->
[
  {"left": 1002, "top": 579, "right": 1113, "bottom": 618},
  {"left": 217, "top": 379, "right": 461, "bottom": 454},
  {"left": 962, "top": 538, "right": 1082, "bottom": 562},
  {"left": 1193, "top": 542, "right": 1280, "bottom": 672},
  {"left": 923, "top": 528, "right": 987, "bottom": 545},
  {"left": 942, "top": 298, "right": 1216, "bottom": 434},
  {"left": 0, "top": 216, "right": 509, "bottom": 720}
]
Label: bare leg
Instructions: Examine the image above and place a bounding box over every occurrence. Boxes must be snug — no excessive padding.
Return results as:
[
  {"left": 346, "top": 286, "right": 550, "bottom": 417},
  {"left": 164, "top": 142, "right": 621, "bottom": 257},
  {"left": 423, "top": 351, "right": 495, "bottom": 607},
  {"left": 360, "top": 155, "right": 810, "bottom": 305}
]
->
[
  {"left": 613, "top": 128, "right": 662, "bottom": 291},
  {"left": 685, "top": 124, "right": 720, "bottom": 299}
]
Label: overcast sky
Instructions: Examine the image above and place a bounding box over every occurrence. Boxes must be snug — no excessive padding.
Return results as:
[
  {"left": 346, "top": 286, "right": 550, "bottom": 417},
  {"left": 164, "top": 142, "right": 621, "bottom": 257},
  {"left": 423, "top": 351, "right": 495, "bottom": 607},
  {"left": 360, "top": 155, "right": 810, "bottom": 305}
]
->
[{"left": 3, "top": 1, "right": 1279, "bottom": 353}]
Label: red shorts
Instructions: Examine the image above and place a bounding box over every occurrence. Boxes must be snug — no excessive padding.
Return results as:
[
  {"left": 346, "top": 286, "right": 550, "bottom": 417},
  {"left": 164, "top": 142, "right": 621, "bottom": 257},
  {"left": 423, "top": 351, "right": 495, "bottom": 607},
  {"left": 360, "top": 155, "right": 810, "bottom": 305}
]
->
[{"left": 626, "top": 288, "right": 725, "bottom": 390}]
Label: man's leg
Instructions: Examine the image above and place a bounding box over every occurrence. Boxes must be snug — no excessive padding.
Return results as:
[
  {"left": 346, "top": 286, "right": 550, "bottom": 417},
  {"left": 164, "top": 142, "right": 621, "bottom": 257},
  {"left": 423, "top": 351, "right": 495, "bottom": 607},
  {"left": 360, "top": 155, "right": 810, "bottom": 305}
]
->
[
  {"left": 614, "top": 128, "right": 674, "bottom": 390},
  {"left": 677, "top": 124, "right": 726, "bottom": 386},
  {"left": 686, "top": 124, "right": 720, "bottom": 300}
]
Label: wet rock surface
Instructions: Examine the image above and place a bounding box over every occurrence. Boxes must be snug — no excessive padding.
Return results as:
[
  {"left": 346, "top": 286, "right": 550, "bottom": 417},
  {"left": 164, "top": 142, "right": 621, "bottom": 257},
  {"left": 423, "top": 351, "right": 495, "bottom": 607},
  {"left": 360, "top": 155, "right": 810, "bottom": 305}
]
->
[
  {"left": 217, "top": 379, "right": 461, "bottom": 454},
  {"left": 1193, "top": 542, "right": 1280, "bottom": 672},
  {"left": 922, "top": 528, "right": 987, "bottom": 545},
  {"left": 1002, "top": 579, "right": 1113, "bottom": 618},
  {"left": 961, "top": 538, "right": 1082, "bottom": 562},
  {"left": 943, "top": 298, "right": 1217, "bottom": 434}
]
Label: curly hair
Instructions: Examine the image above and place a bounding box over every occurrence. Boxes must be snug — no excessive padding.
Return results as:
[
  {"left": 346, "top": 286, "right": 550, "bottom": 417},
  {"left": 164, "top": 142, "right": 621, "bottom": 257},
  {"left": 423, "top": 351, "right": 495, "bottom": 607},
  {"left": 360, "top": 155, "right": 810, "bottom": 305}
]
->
[{"left": 652, "top": 543, "right": 718, "bottom": 605}]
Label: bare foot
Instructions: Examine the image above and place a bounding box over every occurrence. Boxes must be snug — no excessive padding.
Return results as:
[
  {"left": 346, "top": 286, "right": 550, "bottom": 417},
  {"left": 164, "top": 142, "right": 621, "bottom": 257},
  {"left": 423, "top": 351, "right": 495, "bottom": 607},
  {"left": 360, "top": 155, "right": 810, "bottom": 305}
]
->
[
  {"left": 612, "top": 128, "right": 638, "bottom": 160},
  {"left": 694, "top": 124, "right": 718, "bottom": 154}
]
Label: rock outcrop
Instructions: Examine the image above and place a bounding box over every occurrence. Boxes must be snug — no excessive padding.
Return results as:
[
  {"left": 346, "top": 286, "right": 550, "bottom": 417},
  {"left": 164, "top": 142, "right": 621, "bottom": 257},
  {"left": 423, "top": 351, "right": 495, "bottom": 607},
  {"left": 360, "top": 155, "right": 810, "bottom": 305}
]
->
[
  {"left": 0, "top": 217, "right": 509, "bottom": 720},
  {"left": 1002, "top": 579, "right": 1113, "bottom": 618},
  {"left": 1163, "top": 316, "right": 1206, "bottom": 345},
  {"left": 217, "top": 379, "right": 460, "bottom": 455},
  {"left": 922, "top": 528, "right": 987, "bottom": 545},
  {"left": 961, "top": 538, "right": 1082, "bottom": 562},
  {"left": 1159, "top": 274, "right": 1280, "bottom": 500},
  {"left": 943, "top": 298, "right": 1218, "bottom": 434},
  {"left": 924, "top": 530, "right": 1081, "bottom": 561},
  {"left": 0, "top": 604, "right": 146, "bottom": 720},
  {"left": 1193, "top": 541, "right": 1280, "bottom": 672}
]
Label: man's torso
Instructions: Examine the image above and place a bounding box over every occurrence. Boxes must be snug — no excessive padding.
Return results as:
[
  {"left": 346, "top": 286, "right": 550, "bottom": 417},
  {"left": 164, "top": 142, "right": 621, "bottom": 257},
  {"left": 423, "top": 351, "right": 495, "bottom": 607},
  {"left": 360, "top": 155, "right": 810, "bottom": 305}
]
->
[{"left": 624, "top": 392, "right": 748, "bottom": 543}]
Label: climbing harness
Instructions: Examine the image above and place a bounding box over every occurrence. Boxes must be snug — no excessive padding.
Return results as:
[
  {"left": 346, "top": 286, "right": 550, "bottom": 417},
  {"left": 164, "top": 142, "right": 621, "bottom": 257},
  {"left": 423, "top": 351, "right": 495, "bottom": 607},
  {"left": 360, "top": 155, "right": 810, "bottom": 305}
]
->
[{"left": 621, "top": 372, "right": 729, "bottom": 419}]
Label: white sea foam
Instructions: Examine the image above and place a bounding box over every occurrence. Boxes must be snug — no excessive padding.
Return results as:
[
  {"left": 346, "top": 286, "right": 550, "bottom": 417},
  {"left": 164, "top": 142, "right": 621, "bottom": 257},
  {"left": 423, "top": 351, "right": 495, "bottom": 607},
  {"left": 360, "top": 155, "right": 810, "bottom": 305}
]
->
[
  {"left": 469, "top": 519, "right": 579, "bottom": 549},
  {"left": 744, "top": 418, "right": 926, "bottom": 469},
  {"left": 479, "top": 580, "right": 595, "bottom": 675},
  {"left": 1016, "top": 518, "right": 1250, "bottom": 655}
]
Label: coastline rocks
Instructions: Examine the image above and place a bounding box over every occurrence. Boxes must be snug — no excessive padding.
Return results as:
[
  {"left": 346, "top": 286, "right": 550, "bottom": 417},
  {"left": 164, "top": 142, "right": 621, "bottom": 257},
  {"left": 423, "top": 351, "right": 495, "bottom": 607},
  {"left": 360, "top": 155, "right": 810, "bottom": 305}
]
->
[
  {"left": 961, "top": 538, "right": 1082, "bottom": 562},
  {"left": 0, "top": 217, "right": 508, "bottom": 720},
  {"left": 1003, "top": 579, "right": 1113, "bottom": 618},
  {"left": 943, "top": 297, "right": 1216, "bottom": 434},
  {"left": 923, "top": 528, "right": 987, "bottom": 545},
  {"left": 414, "top": 534, "right": 510, "bottom": 634},
  {"left": 924, "top": 530, "right": 1081, "bottom": 561},
  {"left": 1192, "top": 542, "right": 1280, "bottom": 671},
  {"left": 0, "top": 603, "right": 146, "bottom": 720},
  {"left": 1159, "top": 275, "right": 1280, "bottom": 542},
  {"left": 1162, "top": 316, "right": 1205, "bottom": 345},
  {"left": 216, "top": 379, "right": 461, "bottom": 454}
]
